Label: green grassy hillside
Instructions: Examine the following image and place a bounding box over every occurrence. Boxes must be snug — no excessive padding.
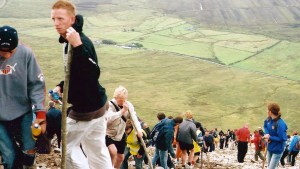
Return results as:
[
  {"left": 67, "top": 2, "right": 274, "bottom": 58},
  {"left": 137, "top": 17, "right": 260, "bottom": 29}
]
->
[{"left": 1, "top": 0, "right": 299, "bottom": 132}]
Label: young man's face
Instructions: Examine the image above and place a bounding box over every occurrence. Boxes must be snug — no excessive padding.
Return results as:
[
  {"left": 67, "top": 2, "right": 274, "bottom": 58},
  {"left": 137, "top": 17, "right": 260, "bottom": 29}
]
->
[{"left": 51, "top": 8, "right": 75, "bottom": 36}]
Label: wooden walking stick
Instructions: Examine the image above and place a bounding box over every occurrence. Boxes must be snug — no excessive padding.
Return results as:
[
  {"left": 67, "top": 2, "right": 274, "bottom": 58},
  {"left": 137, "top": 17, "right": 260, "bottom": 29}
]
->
[
  {"left": 262, "top": 141, "right": 268, "bottom": 169},
  {"left": 128, "top": 109, "right": 153, "bottom": 169},
  {"left": 61, "top": 44, "right": 72, "bottom": 169},
  {"left": 200, "top": 147, "right": 203, "bottom": 169}
]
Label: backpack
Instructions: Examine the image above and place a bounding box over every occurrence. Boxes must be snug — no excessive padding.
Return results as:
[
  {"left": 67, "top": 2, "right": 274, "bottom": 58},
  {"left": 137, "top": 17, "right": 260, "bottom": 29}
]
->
[
  {"left": 295, "top": 137, "right": 300, "bottom": 150},
  {"left": 258, "top": 136, "right": 266, "bottom": 150},
  {"left": 197, "top": 130, "right": 203, "bottom": 145},
  {"left": 150, "top": 120, "right": 165, "bottom": 143}
]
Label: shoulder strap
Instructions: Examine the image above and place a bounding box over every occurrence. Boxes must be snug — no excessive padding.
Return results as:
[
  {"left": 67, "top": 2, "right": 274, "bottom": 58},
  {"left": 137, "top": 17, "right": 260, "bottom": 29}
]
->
[
  {"left": 110, "top": 100, "right": 120, "bottom": 111},
  {"left": 110, "top": 100, "right": 127, "bottom": 122}
]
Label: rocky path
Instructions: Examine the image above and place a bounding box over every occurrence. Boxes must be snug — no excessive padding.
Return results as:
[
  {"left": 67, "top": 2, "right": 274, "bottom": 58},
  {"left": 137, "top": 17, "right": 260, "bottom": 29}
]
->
[{"left": 2, "top": 141, "right": 299, "bottom": 169}]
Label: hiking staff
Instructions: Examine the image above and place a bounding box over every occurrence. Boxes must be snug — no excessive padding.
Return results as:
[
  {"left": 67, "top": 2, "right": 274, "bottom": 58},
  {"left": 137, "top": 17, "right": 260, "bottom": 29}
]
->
[
  {"left": 60, "top": 45, "right": 72, "bottom": 169},
  {"left": 262, "top": 141, "right": 268, "bottom": 169},
  {"left": 205, "top": 150, "right": 211, "bottom": 168},
  {"left": 128, "top": 109, "right": 153, "bottom": 169},
  {"left": 200, "top": 147, "right": 203, "bottom": 169}
]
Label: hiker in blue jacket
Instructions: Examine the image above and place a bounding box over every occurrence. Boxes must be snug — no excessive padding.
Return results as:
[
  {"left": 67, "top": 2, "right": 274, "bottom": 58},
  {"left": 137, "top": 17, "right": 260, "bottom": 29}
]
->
[
  {"left": 151, "top": 113, "right": 183, "bottom": 169},
  {"left": 288, "top": 132, "right": 299, "bottom": 166},
  {"left": 263, "top": 102, "right": 288, "bottom": 169}
]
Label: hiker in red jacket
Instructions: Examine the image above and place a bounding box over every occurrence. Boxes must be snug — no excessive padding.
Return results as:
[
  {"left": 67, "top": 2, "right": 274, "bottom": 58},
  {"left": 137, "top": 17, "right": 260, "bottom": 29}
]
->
[
  {"left": 236, "top": 123, "right": 251, "bottom": 163},
  {"left": 251, "top": 130, "right": 265, "bottom": 161}
]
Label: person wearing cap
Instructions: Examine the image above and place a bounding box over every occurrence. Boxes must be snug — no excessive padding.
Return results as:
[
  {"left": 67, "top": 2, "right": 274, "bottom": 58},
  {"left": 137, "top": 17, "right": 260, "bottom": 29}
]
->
[
  {"left": 0, "top": 25, "right": 46, "bottom": 168},
  {"left": 263, "top": 102, "right": 288, "bottom": 169},
  {"left": 258, "top": 126, "right": 265, "bottom": 137},
  {"left": 50, "top": 0, "right": 128, "bottom": 168}
]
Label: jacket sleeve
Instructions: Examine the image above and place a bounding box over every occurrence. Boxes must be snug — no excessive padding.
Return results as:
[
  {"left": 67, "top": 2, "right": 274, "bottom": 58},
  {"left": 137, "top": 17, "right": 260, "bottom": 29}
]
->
[
  {"left": 106, "top": 101, "right": 122, "bottom": 121},
  {"left": 128, "top": 102, "right": 142, "bottom": 132},
  {"left": 191, "top": 125, "right": 198, "bottom": 142},
  {"left": 27, "top": 52, "right": 45, "bottom": 111},
  {"left": 269, "top": 121, "right": 287, "bottom": 143},
  {"left": 56, "top": 81, "right": 64, "bottom": 93},
  {"left": 72, "top": 42, "right": 100, "bottom": 79},
  {"left": 263, "top": 118, "right": 269, "bottom": 134}
]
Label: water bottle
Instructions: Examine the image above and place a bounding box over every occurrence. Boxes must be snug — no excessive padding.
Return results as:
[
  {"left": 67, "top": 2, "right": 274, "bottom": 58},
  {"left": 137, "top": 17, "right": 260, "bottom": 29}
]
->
[
  {"left": 32, "top": 123, "right": 42, "bottom": 140},
  {"left": 49, "top": 89, "right": 62, "bottom": 104},
  {"left": 49, "top": 90, "right": 60, "bottom": 100}
]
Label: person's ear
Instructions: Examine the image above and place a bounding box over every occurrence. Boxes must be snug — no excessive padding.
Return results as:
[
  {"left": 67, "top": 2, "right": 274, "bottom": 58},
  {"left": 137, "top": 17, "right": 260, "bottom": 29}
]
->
[{"left": 71, "top": 16, "right": 76, "bottom": 25}]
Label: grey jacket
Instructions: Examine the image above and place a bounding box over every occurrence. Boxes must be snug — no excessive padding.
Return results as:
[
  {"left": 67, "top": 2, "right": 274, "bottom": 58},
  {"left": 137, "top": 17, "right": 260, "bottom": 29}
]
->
[
  {"left": 0, "top": 44, "right": 45, "bottom": 121},
  {"left": 177, "top": 119, "right": 197, "bottom": 144}
]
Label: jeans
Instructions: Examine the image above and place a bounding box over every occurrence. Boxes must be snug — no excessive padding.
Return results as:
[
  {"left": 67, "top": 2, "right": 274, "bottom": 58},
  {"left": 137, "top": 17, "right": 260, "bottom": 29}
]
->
[
  {"left": 152, "top": 148, "right": 168, "bottom": 169},
  {"left": 66, "top": 115, "right": 112, "bottom": 169},
  {"left": 267, "top": 151, "right": 283, "bottom": 169},
  {"left": 0, "top": 111, "right": 36, "bottom": 169},
  {"left": 121, "top": 147, "right": 145, "bottom": 169}
]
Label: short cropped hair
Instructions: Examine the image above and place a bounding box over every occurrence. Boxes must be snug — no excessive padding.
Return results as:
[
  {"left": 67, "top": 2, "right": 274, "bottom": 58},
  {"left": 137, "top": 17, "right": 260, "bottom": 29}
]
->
[
  {"left": 52, "top": 0, "right": 76, "bottom": 16},
  {"left": 194, "top": 121, "right": 201, "bottom": 128},
  {"left": 48, "top": 101, "right": 55, "bottom": 107},
  {"left": 113, "top": 85, "right": 128, "bottom": 99},
  {"left": 173, "top": 116, "right": 183, "bottom": 124},
  {"left": 157, "top": 112, "right": 166, "bottom": 120}
]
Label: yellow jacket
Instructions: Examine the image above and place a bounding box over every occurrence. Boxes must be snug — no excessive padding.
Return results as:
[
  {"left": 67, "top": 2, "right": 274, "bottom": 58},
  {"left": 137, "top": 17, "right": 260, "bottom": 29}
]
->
[{"left": 126, "top": 129, "right": 147, "bottom": 155}]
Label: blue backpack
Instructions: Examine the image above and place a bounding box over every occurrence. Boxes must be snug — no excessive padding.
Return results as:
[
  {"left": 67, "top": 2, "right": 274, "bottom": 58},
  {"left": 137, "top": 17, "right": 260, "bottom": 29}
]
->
[{"left": 150, "top": 120, "right": 166, "bottom": 143}]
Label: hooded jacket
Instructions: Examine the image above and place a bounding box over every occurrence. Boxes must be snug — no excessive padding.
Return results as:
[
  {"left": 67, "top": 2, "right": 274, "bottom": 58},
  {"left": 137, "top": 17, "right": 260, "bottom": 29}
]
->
[{"left": 58, "top": 15, "right": 107, "bottom": 117}]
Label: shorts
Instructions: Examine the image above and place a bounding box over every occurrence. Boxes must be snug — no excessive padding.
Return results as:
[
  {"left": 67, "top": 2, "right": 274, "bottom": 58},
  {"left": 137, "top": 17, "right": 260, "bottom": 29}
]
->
[
  {"left": 178, "top": 141, "right": 194, "bottom": 151},
  {"left": 105, "top": 133, "right": 127, "bottom": 154},
  {"left": 194, "top": 152, "right": 200, "bottom": 156}
]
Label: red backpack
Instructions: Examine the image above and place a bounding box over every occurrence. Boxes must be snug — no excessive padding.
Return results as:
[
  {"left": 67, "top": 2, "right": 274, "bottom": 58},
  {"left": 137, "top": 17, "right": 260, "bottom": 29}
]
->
[
  {"left": 258, "top": 136, "right": 266, "bottom": 150},
  {"left": 295, "top": 137, "right": 300, "bottom": 150}
]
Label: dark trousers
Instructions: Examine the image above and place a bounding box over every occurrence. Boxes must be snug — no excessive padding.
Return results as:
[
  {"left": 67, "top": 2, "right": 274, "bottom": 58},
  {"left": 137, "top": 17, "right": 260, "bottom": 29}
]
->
[
  {"left": 237, "top": 141, "right": 248, "bottom": 163},
  {"left": 280, "top": 148, "right": 289, "bottom": 166},
  {"left": 46, "top": 110, "right": 62, "bottom": 148},
  {"left": 290, "top": 151, "right": 299, "bottom": 166},
  {"left": 204, "top": 142, "right": 213, "bottom": 153},
  {"left": 220, "top": 139, "right": 225, "bottom": 149}
]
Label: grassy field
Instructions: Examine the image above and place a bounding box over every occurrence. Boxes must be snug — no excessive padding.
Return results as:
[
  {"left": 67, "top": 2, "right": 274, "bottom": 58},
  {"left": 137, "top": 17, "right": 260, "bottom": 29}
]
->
[{"left": 1, "top": 0, "right": 300, "bottom": 132}]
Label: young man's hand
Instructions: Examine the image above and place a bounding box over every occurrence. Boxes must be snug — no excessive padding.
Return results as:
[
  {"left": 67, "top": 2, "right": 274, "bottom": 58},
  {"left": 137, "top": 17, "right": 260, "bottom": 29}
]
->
[{"left": 66, "top": 27, "right": 82, "bottom": 47}]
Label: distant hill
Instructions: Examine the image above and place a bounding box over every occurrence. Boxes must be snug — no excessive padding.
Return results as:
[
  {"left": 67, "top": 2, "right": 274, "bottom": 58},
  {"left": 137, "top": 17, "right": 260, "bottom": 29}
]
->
[
  {"left": 147, "top": 0, "right": 300, "bottom": 41},
  {"left": 1, "top": 0, "right": 300, "bottom": 130}
]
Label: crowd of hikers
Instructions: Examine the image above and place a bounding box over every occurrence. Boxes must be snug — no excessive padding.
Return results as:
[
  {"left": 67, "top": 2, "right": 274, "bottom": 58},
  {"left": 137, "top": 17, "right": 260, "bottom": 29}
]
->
[
  {"left": 33, "top": 101, "right": 300, "bottom": 169},
  {"left": 1, "top": 0, "right": 299, "bottom": 169}
]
